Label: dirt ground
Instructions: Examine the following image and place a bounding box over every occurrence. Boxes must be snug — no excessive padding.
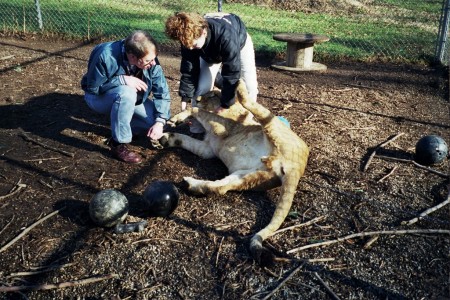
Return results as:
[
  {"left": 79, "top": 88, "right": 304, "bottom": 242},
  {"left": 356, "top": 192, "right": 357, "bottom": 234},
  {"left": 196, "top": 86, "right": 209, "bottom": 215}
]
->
[{"left": 0, "top": 35, "right": 449, "bottom": 300}]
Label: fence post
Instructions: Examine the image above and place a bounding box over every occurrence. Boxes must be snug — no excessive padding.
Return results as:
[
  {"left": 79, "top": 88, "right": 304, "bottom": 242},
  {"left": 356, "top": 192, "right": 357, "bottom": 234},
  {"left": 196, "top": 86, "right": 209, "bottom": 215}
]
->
[
  {"left": 34, "top": 0, "right": 43, "bottom": 31},
  {"left": 435, "top": 0, "right": 449, "bottom": 64}
]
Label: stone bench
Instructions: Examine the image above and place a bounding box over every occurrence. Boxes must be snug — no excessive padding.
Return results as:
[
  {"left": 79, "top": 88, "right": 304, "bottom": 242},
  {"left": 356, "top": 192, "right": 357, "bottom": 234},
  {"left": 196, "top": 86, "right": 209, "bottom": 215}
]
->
[{"left": 271, "top": 33, "right": 330, "bottom": 72}]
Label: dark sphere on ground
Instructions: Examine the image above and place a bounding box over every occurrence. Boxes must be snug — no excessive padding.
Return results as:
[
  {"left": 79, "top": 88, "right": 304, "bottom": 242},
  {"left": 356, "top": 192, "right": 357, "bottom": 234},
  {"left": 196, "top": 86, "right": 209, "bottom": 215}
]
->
[
  {"left": 143, "top": 181, "right": 180, "bottom": 217},
  {"left": 89, "top": 189, "right": 129, "bottom": 227},
  {"left": 415, "top": 135, "right": 448, "bottom": 165}
]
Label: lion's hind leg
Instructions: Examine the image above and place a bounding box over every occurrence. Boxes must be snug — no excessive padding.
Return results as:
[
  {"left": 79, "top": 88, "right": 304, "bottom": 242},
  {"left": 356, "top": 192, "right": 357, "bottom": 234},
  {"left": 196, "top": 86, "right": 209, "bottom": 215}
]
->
[{"left": 184, "top": 169, "right": 278, "bottom": 195}]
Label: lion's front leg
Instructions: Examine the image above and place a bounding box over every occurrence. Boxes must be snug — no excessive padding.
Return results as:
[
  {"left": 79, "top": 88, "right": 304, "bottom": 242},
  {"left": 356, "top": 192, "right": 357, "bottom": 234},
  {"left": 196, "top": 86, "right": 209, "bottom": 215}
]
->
[
  {"left": 159, "top": 132, "right": 215, "bottom": 159},
  {"left": 167, "top": 109, "right": 194, "bottom": 126}
]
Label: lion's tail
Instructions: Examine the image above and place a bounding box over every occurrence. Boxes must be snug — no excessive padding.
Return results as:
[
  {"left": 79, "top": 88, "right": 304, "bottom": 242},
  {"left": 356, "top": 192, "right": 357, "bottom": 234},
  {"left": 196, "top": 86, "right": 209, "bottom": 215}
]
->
[{"left": 249, "top": 169, "right": 302, "bottom": 266}]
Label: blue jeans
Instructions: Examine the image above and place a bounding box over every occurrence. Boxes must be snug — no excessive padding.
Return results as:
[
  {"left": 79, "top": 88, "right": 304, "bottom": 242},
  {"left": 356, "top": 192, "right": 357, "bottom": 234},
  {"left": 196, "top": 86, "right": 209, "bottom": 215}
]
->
[{"left": 84, "top": 85, "right": 156, "bottom": 143}]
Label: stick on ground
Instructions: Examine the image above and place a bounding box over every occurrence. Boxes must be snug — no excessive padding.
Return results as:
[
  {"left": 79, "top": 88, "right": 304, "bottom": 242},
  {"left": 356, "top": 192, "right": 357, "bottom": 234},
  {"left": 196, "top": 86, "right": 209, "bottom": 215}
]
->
[
  {"left": 375, "top": 155, "right": 449, "bottom": 178},
  {"left": 0, "top": 179, "right": 26, "bottom": 201},
  {"left": 402, "top": 184, "right": 450, "bottom": 226},
  {"left": 363, "top": 132, "right": 404, "bottom": 172},
  {"left": 260, "top": 261, "right": 306, "bottom": 300},
  {"left": 0, "top": 208, "right": 64, "bottom": 253},
  {"left": 287, "top": 229, "right": 450, "bottom": 254},
  {"left": 273, "top": 216, "right": 326, "bottom": 235},
  {"left": 0, "top": 273, "right": 118, "bottom": 292},
  {"left": 18, "top": 128, "right": 74, "bottom": 158},
  {"left": 313, "top": 272, "right": 341, "bottom": 300}
]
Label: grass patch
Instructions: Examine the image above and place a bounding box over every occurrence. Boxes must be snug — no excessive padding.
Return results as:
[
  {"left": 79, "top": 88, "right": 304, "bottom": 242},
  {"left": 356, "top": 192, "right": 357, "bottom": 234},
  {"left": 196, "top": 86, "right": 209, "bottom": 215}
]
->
[{"left": 0, "top": 0, "right": 442, "bottom": 63}]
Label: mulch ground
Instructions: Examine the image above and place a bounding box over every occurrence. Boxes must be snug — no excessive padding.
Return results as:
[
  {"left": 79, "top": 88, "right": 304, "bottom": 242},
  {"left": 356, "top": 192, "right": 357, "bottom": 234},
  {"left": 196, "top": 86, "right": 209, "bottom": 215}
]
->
[{"left": 0, "top": 35, "right": 449, "bottom": 299}]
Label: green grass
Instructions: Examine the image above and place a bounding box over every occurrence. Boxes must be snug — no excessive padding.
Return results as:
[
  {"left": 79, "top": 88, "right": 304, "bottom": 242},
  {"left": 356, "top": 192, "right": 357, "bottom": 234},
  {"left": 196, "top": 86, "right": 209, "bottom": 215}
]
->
[{"left": 0, "top": 0, "right": 443, "bottom": 63}]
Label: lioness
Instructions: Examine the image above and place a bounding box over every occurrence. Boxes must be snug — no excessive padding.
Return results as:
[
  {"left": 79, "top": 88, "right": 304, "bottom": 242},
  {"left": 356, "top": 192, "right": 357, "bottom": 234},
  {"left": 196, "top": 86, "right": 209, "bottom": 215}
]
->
[{"left": 160, "top": 80, "right": 309, "bottom": 265}]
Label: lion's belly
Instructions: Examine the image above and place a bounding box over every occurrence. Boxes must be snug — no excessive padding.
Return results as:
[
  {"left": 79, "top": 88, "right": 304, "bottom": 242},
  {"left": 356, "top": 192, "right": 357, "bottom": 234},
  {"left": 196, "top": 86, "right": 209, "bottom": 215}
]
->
[{"left": 208, "top": 131, "right": 272, "bottom": 173}]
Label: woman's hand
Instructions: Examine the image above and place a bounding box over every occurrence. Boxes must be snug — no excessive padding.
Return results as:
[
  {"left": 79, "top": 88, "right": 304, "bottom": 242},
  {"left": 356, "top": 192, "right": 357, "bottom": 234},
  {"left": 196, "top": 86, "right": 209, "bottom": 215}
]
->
[{"left": 215, "top": 106, "right": 226, "bottom": 114}]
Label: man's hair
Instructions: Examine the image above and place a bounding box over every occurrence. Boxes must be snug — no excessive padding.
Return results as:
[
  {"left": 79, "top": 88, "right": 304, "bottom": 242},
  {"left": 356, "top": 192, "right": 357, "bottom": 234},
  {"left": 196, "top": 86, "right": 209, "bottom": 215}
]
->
[
  {"left": 124, "top": 30, "right": 159, "bottom": 58},
  {"left": 165, "top": 12, "right": 207, "bottom": 48}
]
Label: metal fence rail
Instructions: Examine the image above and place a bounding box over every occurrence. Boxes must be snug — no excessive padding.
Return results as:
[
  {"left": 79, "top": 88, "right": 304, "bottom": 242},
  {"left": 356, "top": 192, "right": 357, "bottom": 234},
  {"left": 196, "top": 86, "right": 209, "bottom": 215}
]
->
[{"left": 0, "top": 0, "right": 448, "bottom": 65}]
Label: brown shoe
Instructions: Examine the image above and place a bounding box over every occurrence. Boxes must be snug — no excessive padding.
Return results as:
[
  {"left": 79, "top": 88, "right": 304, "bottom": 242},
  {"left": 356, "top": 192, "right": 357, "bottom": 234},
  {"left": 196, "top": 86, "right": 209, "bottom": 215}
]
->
[{"left": 110, "top": 143, "right": 142, "bottom": 164}]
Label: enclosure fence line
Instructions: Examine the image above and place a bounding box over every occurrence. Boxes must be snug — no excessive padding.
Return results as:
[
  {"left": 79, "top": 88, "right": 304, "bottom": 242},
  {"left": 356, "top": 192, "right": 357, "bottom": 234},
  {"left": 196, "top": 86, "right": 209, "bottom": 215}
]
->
[{"left": 0, "top": 0, "right": 448, "bottom": 65}]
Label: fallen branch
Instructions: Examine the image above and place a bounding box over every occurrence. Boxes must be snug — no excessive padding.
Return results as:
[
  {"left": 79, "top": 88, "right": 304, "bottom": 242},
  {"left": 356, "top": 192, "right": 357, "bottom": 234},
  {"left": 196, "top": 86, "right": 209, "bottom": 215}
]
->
[
  {"left": 375, "top": 155, "right": 449, "bottom": 178},
  {"left": 18, "top": 129, "right": 74, "bottom": 158},
  {"left": 363, "top": 236, "right": 379, "bottom": 249},
  {"left": 287, "top": 229, "right": 450, "bottom": 254},
  {"left": 402, "top": 184, "right": 450, "bottom": 226},
  {"left": 131, "top": 238, "right": 185, "bottom": 245},
  {"left": 346, "top": 83, "right": 383, "bottom": 90},
  {"left": 23, "top": 157, "right": 61, "bottom": 162},
  {"left": 0, "top": 273, "right": 118, "bottom": 292},
  {"left": 215, "top": 236, "right": 224, "bottom": 267},
  {"left": 0, "top": 208, "right": 64, "bottom": 253},
  {"left": 260, "top": 261, "right": 306, "bottom": 300},
  {"left": 0, "top": 216, "right": 15, "bottom": 236},
  {"left": 313, "top": 272, "right": 341, "bottom": 300},
  {"left": 273, "top": 216, "right": 325, "bottom": 236},
  {"left": 7, "top": 263, "right": 76, "bottom": 277},
  {"left": 98, "top": 171, "right": 105, "bottom": 182},
  {"left": 377, "top": 166, "right": 398, "bottom": 183},
  {"left": 0, "top": 180, "right": 26, "bottom": 200},
  {"left": 363, "top": 133, "right": 404, "bottom": 172}
]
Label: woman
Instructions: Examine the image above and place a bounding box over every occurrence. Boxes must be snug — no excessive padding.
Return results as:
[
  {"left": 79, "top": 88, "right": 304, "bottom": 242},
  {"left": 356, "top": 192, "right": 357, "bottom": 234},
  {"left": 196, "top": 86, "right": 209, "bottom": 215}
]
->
[{"left": 165, "top": 12, "right": 258, "bottom": 133}]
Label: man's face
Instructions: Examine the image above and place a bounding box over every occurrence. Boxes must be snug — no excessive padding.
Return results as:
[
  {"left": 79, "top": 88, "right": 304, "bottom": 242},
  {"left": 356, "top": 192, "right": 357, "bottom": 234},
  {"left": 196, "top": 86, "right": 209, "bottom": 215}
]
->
[{"left": 136, "top": 52, "right": 157, "bottom": 69}]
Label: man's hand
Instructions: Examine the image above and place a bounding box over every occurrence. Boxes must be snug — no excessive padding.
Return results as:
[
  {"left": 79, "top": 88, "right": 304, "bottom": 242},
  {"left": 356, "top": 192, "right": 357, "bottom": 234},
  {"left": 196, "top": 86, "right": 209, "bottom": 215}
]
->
[
  {"left": 147, "top": 122, "right": 164, "bottom": 140},
  {"left": 124, "top": 75, "right": 148, "bottom": 92}
]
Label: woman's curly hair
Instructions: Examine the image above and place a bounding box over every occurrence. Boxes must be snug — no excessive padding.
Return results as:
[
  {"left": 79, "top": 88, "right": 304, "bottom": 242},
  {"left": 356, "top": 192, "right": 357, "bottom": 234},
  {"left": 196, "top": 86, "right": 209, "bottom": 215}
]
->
[{"left": 165, "top": 12, "right": 207, "bottom": 49}]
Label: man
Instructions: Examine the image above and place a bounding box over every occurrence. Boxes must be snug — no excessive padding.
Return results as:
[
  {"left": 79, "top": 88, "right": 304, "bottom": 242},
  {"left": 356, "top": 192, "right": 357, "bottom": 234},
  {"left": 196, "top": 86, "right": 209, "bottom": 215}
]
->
[
  {"left": 81, "top": 30, "right": 171, "bottom": 163},
  {"left": 165, "top": 12, "right": 258, "bottom": 133}
]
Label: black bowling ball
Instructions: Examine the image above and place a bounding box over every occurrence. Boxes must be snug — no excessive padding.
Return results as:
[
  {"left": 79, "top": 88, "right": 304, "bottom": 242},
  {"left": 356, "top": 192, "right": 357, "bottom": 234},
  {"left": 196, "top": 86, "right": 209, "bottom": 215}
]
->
[
  {"left": 143, "top": 181, "right": 179, "bottom": 217},
  {"left": 415, "top": 135, "right": 448, "bottom": 165}
]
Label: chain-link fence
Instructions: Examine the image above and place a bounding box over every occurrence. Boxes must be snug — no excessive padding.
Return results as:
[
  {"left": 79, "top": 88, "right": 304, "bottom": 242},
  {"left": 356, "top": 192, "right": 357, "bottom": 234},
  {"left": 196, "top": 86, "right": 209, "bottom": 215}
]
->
[{"left": 0, "top": 0, "right": 448, "bottom": 65}]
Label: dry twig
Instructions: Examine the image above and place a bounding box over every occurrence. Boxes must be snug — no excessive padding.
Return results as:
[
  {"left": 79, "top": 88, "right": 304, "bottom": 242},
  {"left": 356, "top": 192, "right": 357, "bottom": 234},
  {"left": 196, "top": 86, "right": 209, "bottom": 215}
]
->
[
  {"left": 215, "top": 236, "right": 224, "bottom": 267},
  {"left": 131, "top": 238, "right": 185, "bottom": 245},
  {"left": 98, "top": 171, "right": 106, "bottom": 182},
  {"left": 307, "top": 258, "right": 335, "bottom": 263},
  {"left": 273, "top": 216, "right": 325, "bottom": 235},
  {"left": 0, "top": 55, "right": 15, "bottom": 60},
  {"left": 287, "top": 229, "right": 450, "bottom": 254},
  {"left": 363, "top": 236, "right": 379, "bottom": 249},
  {"left": 0, "top": 273, "right": 118, "bottom": 292},
  {"left": 377, "top": 166, "right": 398, "bottom": 182},
  {"left": 0, "top": 216, "right": 15, "bottom": 236},
  {"left": 7, "top": 263, "right": 75, "bottom": 277},
  {"left": 260, "top": 261, "right": 306, "bottom": 300},
  {"left": 0, "top": 180, "right": 26, "bottom": 200},
  {"left": 363, "top": 133, "right": 404, "bottom": 172},
  {"left": 313, "top": 272, "right": 341, "bottom": 300},
  {"left": 0, "top": 208, "right": 64, "bottom": 253},
  {"left": 402, "top": 184, "right": 450, "bottom": 226},
  {"left": 18, "top": 128, "right": 74, "bottom": 157},
  {"left": 375, "top": 155, "right": 449, "bottom": 178}
]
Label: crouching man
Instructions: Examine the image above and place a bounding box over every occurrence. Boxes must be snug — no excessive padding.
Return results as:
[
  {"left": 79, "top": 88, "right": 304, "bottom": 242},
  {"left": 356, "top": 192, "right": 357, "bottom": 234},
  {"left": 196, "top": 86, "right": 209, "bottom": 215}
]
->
[{"left": 81, "top": 30, "right": 171, "bottom": 163}]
